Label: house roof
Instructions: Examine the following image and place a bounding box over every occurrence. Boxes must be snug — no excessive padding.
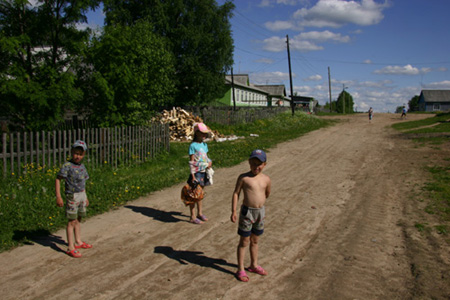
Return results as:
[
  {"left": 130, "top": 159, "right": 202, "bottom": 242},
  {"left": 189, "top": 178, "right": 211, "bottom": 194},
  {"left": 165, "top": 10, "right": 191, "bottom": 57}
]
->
[
  {"left": 225, "top": 74, "right": 249, "bottom": 86},
  {"left": 254, "top": 85, "right": 286, "bottom": 97},
  {"left": 420, "top": 90, "right": 450, "bottom": 103},
  {"left": 225, "top": 75, "right": 269, "bottom": 94}
]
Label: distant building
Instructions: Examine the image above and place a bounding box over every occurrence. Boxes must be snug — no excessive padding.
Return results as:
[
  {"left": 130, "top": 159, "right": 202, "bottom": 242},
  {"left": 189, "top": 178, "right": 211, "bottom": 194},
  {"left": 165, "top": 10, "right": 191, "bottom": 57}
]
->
[
  {"left": 214, "top": 74, "right": 290, "bottom": 107},
  {"left": 291, "top": 95, "right": 318, "bottom": 112},
  {"left": 418, "top": 90, "right": 450, "bottom": 112},
  {"left": 254, "top": 84, "right": 291, "bottom": 107}
]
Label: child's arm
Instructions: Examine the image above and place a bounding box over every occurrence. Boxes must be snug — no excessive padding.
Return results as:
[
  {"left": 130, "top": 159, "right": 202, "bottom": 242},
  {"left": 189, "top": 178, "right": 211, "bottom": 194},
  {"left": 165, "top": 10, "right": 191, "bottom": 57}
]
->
[
  {"left": 230, "top": 176, "right": 243, "bottom": 223},
  {"left": 189, "top": 154, "right": 197, "bottom": 180},
  {"left": 55, "top": 177, "right": 64, "bottom": 207},
  {"left": 265, "top": 176, "right": 272, "bottom": 199}
]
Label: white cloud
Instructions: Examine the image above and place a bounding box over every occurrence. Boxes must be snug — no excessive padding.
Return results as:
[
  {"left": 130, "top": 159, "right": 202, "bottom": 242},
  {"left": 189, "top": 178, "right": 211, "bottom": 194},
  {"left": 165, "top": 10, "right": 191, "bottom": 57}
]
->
[
  {"left": 373, "top": 64, "right": 420, "bottom": 75},
  {"left": 420, "top": 67, "right": 432, "bottom": 74},
  {"left": 304, "top": 74, "right": 323, "bottom": 81},
  {"left": 265, "top": 20, "right": 294, "bottom": 31},
  {"left": 262, "top": 36, "right": 324, "bottom": 52},
  {"left": 293, "top": 0, "right": 389, "bottom": 28},
  {"left": 261, "top": 36, "right": 288, "bottom": 52},
  {"left": 262, "top": 30, "right": 349, "bottom": 52},
  {"left": 422, "top": 80, "right": 450, "bottom": 89},
  {"left": 296, "top": 30, "right": 350, "bottom": 43},
  {"left": 259, "top": 0, "right": 311, "bottom": 7},
  {"left": 363, "top": 59, "right": 372, "bottom": 64},
  {"left": 290, "top": 39, "right": 324, "bottom": 51},
  {"left": 251, "top": 71, "right": 292, "bottom": 84},
  {"left": 255, "top": 58, "right": 275, "bottom": 64}
]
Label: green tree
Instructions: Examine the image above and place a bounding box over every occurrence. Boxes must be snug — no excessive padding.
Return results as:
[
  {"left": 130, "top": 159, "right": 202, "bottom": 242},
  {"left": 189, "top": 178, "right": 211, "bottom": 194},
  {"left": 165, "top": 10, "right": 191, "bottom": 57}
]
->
[
  {"left": 408, "top": 95, "right": 419, "bottom": 112},
  {"left": 78, "top": 20, "right": 176, "bottom": 126},
  {"left": 0, "top": 0, "right": 98, "bottom": 130},
  {"left": 335, "top": 90, "right": 354, "bottom": 114},
  {"left": 103, "top": 0, "right": 235, "bottom": 106}
]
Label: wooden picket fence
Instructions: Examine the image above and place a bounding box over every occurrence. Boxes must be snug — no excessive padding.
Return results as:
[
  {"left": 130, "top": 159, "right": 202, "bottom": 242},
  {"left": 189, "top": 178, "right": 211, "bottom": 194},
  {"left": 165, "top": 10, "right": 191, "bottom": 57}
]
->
[{"left": 1, "top": 123, "right": 170, "bottom": 178}]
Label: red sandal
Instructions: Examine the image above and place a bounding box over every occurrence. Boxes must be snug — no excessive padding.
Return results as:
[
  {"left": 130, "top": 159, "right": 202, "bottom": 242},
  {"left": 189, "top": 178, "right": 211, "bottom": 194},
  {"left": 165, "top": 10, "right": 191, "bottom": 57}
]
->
[
  {"left": 66, "top": 249, "right": 82, "bottom": 258},
  {"left": 75, "top": 242, "right": 92, "bottom": 249}
]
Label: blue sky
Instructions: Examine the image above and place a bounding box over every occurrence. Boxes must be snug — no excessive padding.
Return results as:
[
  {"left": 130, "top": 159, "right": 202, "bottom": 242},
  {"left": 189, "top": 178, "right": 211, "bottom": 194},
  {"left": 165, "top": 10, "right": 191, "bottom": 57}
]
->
[{"left": 85, "top": 0, "right": 450, "bottom": 112}]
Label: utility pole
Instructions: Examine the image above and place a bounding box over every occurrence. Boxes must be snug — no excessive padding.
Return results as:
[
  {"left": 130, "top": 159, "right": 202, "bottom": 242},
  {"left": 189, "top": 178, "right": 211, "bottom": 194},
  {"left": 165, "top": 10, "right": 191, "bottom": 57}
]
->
[
  {"left": 286, "top": 35, "right": 294, "bottom": 116},
  {"left": 328, "top": 67, "right": 332, "bottom": 113},
  {"left": 231, "top": 67, "right": 236, "bottom": 111}
]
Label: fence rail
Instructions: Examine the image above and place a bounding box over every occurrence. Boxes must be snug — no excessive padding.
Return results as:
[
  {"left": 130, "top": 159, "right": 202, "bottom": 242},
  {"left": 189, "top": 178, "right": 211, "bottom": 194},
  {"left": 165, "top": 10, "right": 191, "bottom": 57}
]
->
[{"left": 1, "top": 123, "right": 170, "bottom": 178}]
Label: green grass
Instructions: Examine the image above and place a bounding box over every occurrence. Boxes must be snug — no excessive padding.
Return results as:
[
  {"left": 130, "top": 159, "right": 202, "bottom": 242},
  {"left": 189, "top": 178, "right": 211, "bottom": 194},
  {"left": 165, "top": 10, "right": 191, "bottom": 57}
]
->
[
  {"left": 391, "top": 112, "right": 450, "bottom": 131},
  {"left": 0, "top": 111, "right": 332, "bottom": 252},
  {"left": 392, "top": 113, "right": 450, "bottom": 235}
]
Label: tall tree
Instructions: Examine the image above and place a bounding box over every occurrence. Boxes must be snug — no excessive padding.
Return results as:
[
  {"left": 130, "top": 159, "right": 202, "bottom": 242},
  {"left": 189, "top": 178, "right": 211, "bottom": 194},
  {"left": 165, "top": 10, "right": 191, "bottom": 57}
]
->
[
  {"left": 78, "top": 20, "right": 176, "bottom": 126},
  {"left": 103, "top": 0, "right": 235, "bottom": 106},
  {"left": 336, "top": 90, "right": 354, "bottom": 114},
  {"left": 0, "top": 0, "right": 98, "bottom": 131},
  {"left": 408, "top": 95, "right": 419, "bottom": 112}
]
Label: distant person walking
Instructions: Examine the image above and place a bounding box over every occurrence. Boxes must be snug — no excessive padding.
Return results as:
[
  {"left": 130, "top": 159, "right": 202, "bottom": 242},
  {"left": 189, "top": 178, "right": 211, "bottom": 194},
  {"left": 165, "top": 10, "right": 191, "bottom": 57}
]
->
[
  {"left": 401, "top": 106, "right": 407, "bottom": 119},
  {"left": 368, "top": 107, "right": 373, "bottom": 123}
]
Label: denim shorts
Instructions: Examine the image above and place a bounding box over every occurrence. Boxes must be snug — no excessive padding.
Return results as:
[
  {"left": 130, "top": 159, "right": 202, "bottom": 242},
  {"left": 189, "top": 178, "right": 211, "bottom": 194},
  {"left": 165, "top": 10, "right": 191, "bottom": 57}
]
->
[{"left": 188, "top": 172, "right": 210, "bottom": 187}]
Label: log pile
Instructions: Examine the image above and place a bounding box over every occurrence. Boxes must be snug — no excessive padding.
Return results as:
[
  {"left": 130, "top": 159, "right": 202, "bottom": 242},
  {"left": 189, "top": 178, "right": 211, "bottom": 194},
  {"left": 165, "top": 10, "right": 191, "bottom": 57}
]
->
[{"left": 152, "top": 107, "right": 223, "bottom": 141}]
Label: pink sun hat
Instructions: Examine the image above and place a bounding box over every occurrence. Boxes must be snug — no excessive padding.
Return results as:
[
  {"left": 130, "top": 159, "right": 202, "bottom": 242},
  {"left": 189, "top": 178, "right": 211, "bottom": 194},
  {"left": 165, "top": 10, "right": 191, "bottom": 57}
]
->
[{"left": 194, "top": 122, "right": 209, "bottom": 133}]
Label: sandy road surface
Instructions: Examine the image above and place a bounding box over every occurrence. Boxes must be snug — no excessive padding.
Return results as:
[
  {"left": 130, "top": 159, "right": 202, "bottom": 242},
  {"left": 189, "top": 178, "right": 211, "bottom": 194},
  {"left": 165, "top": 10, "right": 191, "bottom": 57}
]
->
[{"left": 1, "top": 113, "right": 449, "bottom": 300}]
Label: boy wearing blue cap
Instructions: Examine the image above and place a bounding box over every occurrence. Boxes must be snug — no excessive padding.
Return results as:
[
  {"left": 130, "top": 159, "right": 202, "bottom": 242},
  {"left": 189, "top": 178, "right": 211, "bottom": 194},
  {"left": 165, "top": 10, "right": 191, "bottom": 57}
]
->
[
  {"left": 231, "top": 149, "right": 271, "bottom": 282},
  {"left": 55, "top": 140, "right": 92, "bottom": 258}
]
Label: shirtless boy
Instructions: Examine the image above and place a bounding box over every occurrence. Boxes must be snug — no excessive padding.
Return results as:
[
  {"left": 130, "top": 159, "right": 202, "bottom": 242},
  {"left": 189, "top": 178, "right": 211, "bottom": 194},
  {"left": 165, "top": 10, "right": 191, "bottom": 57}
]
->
[{"left": 231, "top": 149, "right": 271, "bottom": 282}]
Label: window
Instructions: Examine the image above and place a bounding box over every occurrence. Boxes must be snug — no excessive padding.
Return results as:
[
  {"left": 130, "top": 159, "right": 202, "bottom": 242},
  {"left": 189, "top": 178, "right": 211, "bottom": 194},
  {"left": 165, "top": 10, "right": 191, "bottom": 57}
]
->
[{"left": 433, "top": 103, "right": 441, "bottom": 111}]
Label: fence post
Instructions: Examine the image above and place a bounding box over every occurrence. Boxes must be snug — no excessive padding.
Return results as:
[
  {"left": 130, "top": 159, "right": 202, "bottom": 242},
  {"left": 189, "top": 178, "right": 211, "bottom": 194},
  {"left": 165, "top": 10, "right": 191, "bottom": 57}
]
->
[{"left": 2, "top": 133, "right": 6, "bottom": 177}]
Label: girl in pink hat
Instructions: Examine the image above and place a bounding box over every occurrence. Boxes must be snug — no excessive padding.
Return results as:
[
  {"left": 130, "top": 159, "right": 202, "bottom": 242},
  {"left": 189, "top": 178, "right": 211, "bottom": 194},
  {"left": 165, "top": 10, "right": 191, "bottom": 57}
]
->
[{"left": 187, "top": 122, "right": 212, "bottom": 224}]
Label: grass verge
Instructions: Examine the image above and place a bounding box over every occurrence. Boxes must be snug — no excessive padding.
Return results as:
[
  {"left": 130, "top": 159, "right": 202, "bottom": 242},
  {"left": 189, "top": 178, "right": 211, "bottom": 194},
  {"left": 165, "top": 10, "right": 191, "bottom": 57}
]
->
[
  {"left": 392, "top": 112, "right": 450, "bottom": 235},
  {"left": 0, "top": 111, "right": 333, "bottom": 252}
]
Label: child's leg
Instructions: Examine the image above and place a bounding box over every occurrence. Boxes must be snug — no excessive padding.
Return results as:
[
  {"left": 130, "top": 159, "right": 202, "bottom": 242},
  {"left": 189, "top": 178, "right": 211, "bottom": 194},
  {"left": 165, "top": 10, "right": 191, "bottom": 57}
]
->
[
  {"left": 189, "top": 203, "right": 196, "bottom": 221},
  {"left": 196, "top": 200, "right": 208, "bottom": 221},
  {"left": 197, "top": 200, "right": 203, "bottom": 216},
  {"left": 237, "top": 235, "right": 250, "bottom": 271},
  {"left": 66, "top": 219, "right": 78, "bottom": 250},
  {"left": 74, "top": 216, "right": 83, "bottom": 245},
  {"left": 249, "top": 234, "right": 260, "bottom": 269}
]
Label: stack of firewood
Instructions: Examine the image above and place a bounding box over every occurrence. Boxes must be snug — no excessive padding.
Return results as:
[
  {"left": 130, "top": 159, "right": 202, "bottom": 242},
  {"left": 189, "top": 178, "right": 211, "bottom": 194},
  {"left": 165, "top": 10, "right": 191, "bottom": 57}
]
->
[{"left": 152, "top": 107, "right": 223, "bottom": 141}]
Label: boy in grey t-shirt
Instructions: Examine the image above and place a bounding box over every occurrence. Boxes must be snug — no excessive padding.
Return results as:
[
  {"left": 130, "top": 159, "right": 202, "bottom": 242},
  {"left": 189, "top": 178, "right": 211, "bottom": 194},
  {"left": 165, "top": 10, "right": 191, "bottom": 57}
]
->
[{"left": 55, "top": 140, "right": 92, "bottom": 258}]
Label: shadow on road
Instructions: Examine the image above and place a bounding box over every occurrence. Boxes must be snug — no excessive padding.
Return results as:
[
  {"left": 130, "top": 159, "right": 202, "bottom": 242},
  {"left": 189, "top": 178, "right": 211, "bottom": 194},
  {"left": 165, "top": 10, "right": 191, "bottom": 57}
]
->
[
  {"left": 154, "top": 246, "right": 236, "bottom": 275},
  {"left": 13, "top": 230, "right": 67, "bottom": 254},
  {"left": 125, "top": 205, "right": 187, "bottom": 223}
]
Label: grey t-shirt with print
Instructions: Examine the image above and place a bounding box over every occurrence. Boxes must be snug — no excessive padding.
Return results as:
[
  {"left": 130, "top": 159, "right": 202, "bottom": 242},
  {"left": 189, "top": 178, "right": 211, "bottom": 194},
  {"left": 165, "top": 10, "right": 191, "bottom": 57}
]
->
[{"left": 57, "top": 161, "right": 89, "bottom": 194}]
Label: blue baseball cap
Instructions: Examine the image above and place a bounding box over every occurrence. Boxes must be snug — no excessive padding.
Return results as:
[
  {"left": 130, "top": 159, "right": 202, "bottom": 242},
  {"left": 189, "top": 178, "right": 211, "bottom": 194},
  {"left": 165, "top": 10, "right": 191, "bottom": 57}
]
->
[
  {"left": 249, "top": 149, "right": 266, "bottom": 162},
  {"left": 72, "top": 140, "right": 87, "bottom": 151}
]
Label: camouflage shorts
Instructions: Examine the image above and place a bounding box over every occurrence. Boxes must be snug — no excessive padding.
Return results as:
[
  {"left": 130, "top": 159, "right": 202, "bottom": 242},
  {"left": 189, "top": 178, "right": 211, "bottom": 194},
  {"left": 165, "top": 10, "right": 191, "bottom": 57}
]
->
[{"left": 65, "top": 191, "right": 87, "bottom": 220}]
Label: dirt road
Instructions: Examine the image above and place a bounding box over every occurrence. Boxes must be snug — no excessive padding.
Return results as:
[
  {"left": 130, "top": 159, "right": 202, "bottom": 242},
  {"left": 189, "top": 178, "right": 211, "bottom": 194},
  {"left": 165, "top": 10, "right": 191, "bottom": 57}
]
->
[{"left": 1, "top": 113, "right": 449, "bottom": 300}]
